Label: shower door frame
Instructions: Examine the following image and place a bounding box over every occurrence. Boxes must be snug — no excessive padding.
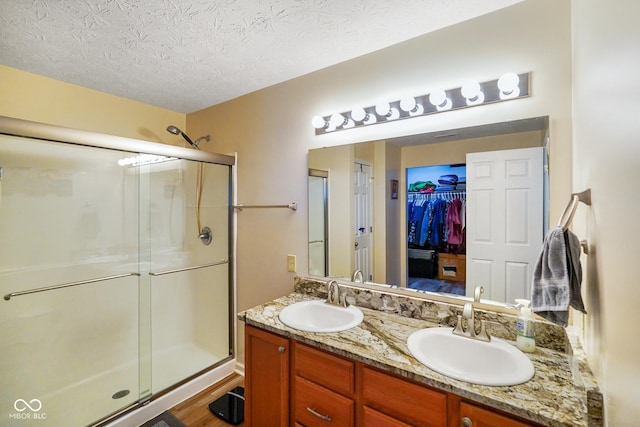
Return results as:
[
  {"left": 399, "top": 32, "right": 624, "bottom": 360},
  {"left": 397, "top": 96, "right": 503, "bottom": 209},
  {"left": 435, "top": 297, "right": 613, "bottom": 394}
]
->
[{"left": 0, "top": 115, "right": 236, "bottom": 426}]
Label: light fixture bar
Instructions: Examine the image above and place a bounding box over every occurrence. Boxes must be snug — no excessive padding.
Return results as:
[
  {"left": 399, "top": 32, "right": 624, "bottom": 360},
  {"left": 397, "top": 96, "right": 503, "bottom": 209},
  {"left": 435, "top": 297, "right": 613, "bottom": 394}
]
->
[{"left": 313, "top": 72, "right": 530, "bottom": 135}]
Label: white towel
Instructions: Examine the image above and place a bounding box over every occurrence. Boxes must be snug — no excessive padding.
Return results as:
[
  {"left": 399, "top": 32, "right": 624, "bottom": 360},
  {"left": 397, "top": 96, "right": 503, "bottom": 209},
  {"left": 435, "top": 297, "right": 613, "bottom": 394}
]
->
[{"left": 531, "top": 226, "right": 587, "bottom": 326}]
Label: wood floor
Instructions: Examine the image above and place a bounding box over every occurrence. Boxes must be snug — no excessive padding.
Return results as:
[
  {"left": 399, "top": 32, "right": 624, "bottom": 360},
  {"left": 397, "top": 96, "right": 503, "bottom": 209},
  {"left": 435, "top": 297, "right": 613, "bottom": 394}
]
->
[{"left": 170, "top": 373, "right": 245, "bottom": 427}]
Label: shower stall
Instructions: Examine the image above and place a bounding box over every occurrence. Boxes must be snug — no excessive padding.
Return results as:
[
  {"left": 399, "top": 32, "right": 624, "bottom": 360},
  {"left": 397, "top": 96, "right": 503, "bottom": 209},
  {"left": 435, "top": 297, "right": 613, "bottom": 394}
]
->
[{"left": 0, "top": 117, "right": 235, "bottom": 426}]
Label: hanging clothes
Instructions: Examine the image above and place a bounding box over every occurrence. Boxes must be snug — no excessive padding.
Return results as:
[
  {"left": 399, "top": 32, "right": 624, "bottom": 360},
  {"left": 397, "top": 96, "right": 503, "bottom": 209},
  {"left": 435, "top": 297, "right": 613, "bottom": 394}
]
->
[
  {"left": 408, "top": 192, "right": 466, "bottom": 251},
  {"left": 446, "top": 198, "right": 463, "bottom": 245},
  {"left": 427, "top": 198, "right": 448, "bottom": 248},
  {"left": 407, "top": 198, "right": 427, "bottom": 245}
]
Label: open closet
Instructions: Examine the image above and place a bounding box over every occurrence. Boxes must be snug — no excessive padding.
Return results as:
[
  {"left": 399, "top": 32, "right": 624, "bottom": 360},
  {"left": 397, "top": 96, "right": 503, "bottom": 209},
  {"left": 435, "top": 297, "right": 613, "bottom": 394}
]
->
[{"left": 407, "top": 164, "right": 466, "bottom": 295}]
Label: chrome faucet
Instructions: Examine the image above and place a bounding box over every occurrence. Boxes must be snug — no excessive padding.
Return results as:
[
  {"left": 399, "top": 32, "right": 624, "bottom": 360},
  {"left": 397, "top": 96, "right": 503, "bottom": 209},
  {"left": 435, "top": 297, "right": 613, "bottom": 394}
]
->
[
  {"left": 351, "top": 269, "right": 364, "bottom": 284},
  {"left": 453, "top": 286, "right": 490, "bottom": 341},
  {"left": 326, "top": 280, "right": 349, "bottom": 307}
]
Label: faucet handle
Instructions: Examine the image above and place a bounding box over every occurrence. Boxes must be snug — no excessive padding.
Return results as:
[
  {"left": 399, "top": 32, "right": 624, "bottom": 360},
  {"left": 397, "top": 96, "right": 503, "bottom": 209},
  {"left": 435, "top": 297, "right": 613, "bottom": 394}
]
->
[
  {"left": 476, "top": 320, "right": 491, "bottom": 342},
  {"left": 340, "top": 293, "right": 350, "bottom": 308},
  {"left": 453, "top": 315, "right": 465, "bottom": 335}
]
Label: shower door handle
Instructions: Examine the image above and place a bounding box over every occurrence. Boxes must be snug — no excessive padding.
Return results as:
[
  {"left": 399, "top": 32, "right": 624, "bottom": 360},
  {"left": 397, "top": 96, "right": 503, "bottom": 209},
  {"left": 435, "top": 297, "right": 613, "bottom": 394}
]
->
[
  {"left": 3, "top": 272, "right": 140, "bottom": 301},
  {"left": 148, "top": 259, "right": 229, "bottom": 276}
]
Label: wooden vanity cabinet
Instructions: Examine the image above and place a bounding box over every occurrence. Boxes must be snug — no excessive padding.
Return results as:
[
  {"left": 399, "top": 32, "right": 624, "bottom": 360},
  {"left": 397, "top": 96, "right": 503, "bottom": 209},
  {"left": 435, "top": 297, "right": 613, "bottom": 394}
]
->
[
  {"left": 244, "top": 325, "right": 290, "bottom": 427},
  {"left": 245, "top": 325, "right": 540, "bottom": 427}
]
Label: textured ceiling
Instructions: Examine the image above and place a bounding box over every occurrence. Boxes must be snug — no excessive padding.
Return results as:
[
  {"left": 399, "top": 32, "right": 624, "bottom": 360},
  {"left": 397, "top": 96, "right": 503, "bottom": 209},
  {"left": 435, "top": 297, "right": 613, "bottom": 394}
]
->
[{"left": 0, "top": 0, "right": 521, "bottom": 113}]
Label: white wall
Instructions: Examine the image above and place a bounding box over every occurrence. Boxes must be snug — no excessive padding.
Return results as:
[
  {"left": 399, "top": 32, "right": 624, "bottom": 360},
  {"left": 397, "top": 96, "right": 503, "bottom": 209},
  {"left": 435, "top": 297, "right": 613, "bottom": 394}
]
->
[{"left": 571, "top": 0, "right": 640, "bottom": 425}]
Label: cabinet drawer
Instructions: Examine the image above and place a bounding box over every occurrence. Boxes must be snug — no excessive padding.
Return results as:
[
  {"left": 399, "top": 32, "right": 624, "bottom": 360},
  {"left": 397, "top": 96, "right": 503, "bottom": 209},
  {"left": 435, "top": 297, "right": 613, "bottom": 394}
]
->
[
  {"left": 361, "top": 367, "right": 447, "bottom": 426},
  {"left": 460, "top": 402, "right": 536, "bottom": 427},
  {"left": 362, "top": 406, "right": 412, "bottom": 427},
  {"left": 294, "top": 342, "right": 355, "bottom": 395},
  {"left": 294, "top": 376, "right": 354, "bottom": 427}
]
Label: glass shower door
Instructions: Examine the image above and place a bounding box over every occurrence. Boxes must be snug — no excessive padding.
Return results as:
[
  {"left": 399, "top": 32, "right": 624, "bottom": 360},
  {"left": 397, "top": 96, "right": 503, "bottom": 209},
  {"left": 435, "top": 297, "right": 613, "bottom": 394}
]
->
[
  {"left": 0, "top": 135, "right": 141, "bottom": 426},
  {"left": 144, "top": 159, "right": 231, "bottom": 394}
]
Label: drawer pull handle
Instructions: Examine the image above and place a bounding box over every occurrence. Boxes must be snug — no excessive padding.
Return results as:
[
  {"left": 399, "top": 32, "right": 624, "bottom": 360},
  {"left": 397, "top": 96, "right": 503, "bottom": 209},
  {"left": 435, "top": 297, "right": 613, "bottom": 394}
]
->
[
  {"left": 461, "top": 416, "right": 473, "bottom": 427},
  {"left": 278, "top": 346, "right": 286, "bottom": 353},
  {"left": 307, "top": 407, "right": 332, "bottom": 422}
]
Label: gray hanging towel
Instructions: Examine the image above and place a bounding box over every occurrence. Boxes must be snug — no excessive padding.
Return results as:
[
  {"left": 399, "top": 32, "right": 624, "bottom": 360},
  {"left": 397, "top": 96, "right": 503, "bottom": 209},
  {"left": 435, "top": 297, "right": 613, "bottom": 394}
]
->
[{"left": 530, "top": 226, "right": 587, "bottom": 326}]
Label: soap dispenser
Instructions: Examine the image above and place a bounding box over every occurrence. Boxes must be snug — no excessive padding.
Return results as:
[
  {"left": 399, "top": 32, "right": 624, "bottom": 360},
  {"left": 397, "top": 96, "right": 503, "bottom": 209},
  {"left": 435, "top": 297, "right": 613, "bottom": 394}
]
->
[{"left": 515, "top": 299, "right": 536, "bottom": 353}]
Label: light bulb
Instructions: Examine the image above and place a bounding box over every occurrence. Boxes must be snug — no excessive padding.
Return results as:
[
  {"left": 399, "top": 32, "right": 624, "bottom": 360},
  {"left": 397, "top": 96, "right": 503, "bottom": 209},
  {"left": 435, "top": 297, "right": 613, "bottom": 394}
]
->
[
  {"left": 429, "top": 89, "right": 452, "bottom": 111},
  {"left": 375, "top": 102, "right": 391, "bottom": 117},
  {"left": 330, "top": 113, "right": 347, "bottom": 128},
  {"left": 461, "top": 81, "right": 485, "bottom": 106},
  {"left": 343, "top": 118, "right": 355, "bottom": 129},
  {"left": 351, "top": 107, "right": 377, "bottom": 125},
  {"left": 375, "top": 102, "right": 399, "bottom": 120},
  {"left": 399, "top": 96, "right": 416, "bottom": 112},
  {"left": 351, "top": 107, "right": 366, "bottom": 122},
  {"left": 399, "top": 96, "right": 424, "bottom": 116},
  {"left": 498, "top": 72, "right": 520, "bottom": 99},
  {"left": 311, "top": 115, "right": 328, "bottom": 129}
]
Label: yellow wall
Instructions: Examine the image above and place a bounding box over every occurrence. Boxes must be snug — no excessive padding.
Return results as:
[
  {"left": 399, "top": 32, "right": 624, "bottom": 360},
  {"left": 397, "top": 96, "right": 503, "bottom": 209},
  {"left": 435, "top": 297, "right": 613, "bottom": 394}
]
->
[
  {"left": 189, "top": 0, "right": 573, "bottom": 366},
  {"left": 0, "top": 65, "right": 185, "bottom": 144}
]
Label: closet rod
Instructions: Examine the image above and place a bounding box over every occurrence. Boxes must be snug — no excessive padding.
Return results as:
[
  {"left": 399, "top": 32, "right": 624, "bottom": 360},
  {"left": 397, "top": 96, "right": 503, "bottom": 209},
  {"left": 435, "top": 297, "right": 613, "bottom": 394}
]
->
[
  {"left": 234, "top": 202, "right": 297, "bottom": 211},
  {"left": 557, "top": 189, "right": 591, "bottom": 231}
]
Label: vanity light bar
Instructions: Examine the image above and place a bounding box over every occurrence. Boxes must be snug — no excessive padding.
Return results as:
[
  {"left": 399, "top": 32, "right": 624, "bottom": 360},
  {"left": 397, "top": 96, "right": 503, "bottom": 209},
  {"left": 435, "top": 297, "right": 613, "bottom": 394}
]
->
[{"left": 312, "top": 72, "right": 530, "bottom": 135}]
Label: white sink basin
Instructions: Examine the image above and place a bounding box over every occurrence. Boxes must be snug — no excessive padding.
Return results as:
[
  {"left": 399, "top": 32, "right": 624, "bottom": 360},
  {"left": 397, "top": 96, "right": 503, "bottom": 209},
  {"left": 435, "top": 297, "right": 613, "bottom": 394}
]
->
[
  {"left": 279, "top": 300, "right": 364, "bottom": 333},
  {"left": 407, "top": 327, "right": 534, "bottom": 386}
]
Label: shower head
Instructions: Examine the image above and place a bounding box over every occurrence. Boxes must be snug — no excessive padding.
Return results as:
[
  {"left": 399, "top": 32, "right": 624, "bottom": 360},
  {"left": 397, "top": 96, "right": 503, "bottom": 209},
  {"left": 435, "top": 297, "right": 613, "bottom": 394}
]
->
[
  {"left": 166, "top": 125, "right": 180, "bottom": 135},
  {"left": 166, "top": 125, "right": 197, "bottom": 149}
]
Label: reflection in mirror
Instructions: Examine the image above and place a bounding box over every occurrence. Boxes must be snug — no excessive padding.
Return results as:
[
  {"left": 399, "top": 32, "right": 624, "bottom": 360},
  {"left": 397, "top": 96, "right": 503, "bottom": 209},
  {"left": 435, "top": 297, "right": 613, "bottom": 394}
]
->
[
  {"left": 308, "top": 169, "right": 328, "bottom": 277},
  {"left": 308, "top": 116, "right": 549, "bottom": 305}
]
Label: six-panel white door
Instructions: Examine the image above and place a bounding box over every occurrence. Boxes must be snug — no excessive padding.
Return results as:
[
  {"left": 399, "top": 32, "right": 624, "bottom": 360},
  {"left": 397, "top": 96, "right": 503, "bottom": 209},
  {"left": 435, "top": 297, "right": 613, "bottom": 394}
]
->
[
  {"left": 466, "top": 147, "right": 544, "bottom": 302},
  {"left": 354, "top": 162, "right": 373, "bottom": 281}
]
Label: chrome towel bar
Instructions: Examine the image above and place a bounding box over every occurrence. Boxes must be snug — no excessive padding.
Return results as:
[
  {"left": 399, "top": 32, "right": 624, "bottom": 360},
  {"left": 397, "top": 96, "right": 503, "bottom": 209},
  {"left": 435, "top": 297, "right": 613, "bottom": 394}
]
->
[{"left": 233, "top": 202, "right": 297, "bottom": 211}]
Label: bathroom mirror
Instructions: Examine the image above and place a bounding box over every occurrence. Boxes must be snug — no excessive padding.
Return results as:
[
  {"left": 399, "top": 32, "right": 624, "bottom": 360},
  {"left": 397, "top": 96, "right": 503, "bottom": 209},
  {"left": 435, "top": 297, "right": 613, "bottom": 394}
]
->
[{"left": 308, "top": 116, "right": 549, "bottom": 305}]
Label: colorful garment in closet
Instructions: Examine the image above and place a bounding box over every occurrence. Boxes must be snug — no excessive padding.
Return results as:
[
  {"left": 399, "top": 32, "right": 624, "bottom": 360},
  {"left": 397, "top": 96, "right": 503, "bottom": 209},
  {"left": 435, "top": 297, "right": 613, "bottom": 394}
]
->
[{"left": 408, "top": 193, "right": 466, "bottom": 251}]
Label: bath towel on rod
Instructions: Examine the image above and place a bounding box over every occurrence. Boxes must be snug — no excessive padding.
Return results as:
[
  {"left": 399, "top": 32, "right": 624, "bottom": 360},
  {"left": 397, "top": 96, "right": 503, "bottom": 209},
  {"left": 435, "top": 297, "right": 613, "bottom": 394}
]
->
[{"left": 531, "top": 225, "right": 586, "bottom": 327}]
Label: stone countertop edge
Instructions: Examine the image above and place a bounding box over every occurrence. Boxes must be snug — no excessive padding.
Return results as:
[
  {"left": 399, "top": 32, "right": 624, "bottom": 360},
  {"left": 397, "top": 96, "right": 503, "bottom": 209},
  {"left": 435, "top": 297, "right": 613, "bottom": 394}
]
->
[{"left": 239, "top": 292, "right": 603, "bottom": 427}]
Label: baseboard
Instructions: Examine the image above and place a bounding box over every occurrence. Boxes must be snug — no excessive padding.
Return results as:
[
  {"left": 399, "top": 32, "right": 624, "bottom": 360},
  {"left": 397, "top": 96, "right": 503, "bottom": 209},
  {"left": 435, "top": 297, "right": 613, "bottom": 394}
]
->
[{"left": 234, "top": 361, "right": 245, "bottom": 377}]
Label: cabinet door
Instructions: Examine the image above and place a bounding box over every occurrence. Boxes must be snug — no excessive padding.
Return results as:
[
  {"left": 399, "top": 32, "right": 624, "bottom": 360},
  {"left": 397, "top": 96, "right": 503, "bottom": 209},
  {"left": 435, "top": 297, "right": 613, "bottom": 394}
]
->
[
  {"left": 245, "top": 325, "right": 289, "bottom": 427},
  {"left": 459, "top": 402, "right": 536, "bottom": 427},
  {"left": 361, "top": 366, "right": 447, "bottom": 426}
]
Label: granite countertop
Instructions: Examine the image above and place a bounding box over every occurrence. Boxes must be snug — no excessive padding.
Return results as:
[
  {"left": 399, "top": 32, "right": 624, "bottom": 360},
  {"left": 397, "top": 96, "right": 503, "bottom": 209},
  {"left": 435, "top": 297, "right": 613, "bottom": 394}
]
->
[{"left": 239, "top": 292, "right": 601, "bottom": 427}]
